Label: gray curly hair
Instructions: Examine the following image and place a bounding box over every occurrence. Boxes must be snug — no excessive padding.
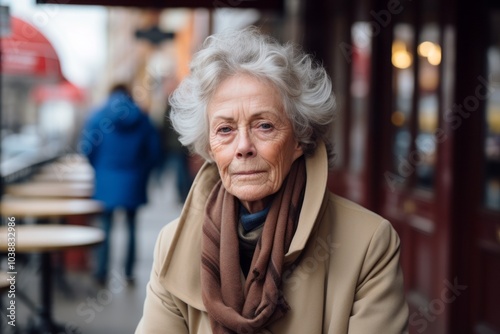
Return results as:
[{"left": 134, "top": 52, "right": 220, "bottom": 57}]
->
[{"left": 169, "top": 27, "right": 336, "bottom": 166}]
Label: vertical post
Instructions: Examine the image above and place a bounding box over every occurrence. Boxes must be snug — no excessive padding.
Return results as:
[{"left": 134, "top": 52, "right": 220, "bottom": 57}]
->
[{"left": 0, "top": 5, "right": 9, "bottom": 197}]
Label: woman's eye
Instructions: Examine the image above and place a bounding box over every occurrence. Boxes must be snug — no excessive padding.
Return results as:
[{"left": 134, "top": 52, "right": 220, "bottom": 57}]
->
[
  {"left": 218, "top": 126, "right": 232, "bottom": 134},
  {"left": 259, "top": 123, "right": 273, "bottom": 130}
]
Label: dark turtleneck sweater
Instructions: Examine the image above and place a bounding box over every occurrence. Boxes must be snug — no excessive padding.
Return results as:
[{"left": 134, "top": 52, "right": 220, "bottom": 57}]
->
[{"left": 238, "top": 204, "right": 270, "bottom": 277}]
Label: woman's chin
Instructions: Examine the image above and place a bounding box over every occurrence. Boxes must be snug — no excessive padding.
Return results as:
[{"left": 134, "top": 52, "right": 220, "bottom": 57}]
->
[{"left": 229, "top": 188, "right": 274, "bottom": 212}]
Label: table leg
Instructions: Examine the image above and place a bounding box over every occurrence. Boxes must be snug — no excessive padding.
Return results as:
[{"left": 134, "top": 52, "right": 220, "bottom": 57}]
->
[{"left": 36, "top": 253, "right": 64, "bottom": 334}]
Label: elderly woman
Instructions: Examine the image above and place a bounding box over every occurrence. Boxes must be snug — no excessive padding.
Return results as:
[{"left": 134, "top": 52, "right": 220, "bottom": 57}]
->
[{"left": 136, "top": 28, "right": 408, "bottom": 334}]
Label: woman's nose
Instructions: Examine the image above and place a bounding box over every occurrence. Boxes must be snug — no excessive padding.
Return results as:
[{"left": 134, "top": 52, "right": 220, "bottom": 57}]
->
[{"left": 236, "top": 130, "right": 256, "bottom": 158}]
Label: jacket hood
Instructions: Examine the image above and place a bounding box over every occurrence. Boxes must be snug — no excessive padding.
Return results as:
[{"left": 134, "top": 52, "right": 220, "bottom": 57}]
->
[
  {"left": 102, "top": 91, "right": 143, "bottom": 129},
  {"left": 158, "top": 141, "right": 329, "bottom": 311}
]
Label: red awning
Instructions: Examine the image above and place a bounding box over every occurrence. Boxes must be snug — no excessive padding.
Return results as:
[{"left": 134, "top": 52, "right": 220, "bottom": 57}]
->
[
  {"left": 32, "top": 80, "right": 86, "bottom": 103},
  {"left": 0, "top": 17, "right": 63, "bottom": 80}
]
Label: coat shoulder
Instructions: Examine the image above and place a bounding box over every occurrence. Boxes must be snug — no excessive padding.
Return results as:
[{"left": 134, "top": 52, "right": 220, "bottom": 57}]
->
[
  {"left": 325, "top": 193, "right": 399, "bottom": 249},
  {"left": 329, "top": 194, "right": 386, "bottom": 223},
  {"left": 328, "top": 194, "right": 390, "bottom": 228}
]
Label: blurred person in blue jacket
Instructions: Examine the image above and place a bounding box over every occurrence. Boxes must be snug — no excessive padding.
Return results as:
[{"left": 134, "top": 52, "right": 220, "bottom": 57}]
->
[{"left": 80, "top": 83, "right": 161, "bottom": 285}]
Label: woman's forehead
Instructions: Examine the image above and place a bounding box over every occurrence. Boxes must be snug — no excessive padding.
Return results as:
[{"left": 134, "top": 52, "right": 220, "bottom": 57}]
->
[{"left": 207, "top": 75, "right": 283, "bottom": 116}]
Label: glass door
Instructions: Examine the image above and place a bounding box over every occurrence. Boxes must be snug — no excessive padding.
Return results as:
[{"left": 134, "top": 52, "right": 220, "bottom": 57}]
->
[
  {"left": 379, "top": 1, "right": 451, "bottom": 333},
  {"left": 327, "top": 0, "right": 374, "bottom": 209},
  {"left": 471, "top": 8, "right": 500, "bottom": 333}
]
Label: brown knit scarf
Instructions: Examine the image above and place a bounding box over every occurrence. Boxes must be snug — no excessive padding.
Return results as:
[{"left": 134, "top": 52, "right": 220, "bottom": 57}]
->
[{"left": 201, "top": 157, "right": 306, "bottom": 334}]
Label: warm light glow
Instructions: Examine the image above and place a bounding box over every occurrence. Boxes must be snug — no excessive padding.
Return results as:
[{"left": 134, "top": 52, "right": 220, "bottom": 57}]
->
[
  {"left": 418, "top": 41, "right": 442, "bottom": 66},
  {"left": 487, "top": 107, "right": 500, "bottom": 134},
  {"left": 419, "top": 111, "right": 438, "bottom": 132},
  {"left": 427, "top": 45, "right": 442, "bottom": 65},
  {"left": 391, "top": 111, "right": 406, "bottom": 127},
  {"left": 392, "top": 40, "right": 406, "bottom": 53},
  {"left": 392, "top": 50, "right": 413, "bottom": 69},
  {"left": 418, "top": 41, "right": 434, "bottom": 57},
  {"left": 392, "top": 40, "right": 413, "bottom": 69}
]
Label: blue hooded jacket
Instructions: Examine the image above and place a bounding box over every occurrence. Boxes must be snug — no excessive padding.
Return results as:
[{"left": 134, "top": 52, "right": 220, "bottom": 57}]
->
[{"left": 80, "top": 91, "right": 161, "bottom": 210}]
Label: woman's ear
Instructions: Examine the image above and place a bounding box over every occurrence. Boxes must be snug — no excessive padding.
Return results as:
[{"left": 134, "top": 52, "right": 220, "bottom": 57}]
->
[{"left": 293, "top": 142, "right": 304, "bottom": 161}]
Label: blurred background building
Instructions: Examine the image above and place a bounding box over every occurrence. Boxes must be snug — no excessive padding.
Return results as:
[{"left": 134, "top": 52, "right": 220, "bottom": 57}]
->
[{"left": 0, "top": 0, "right": 499, "bottom": 333}]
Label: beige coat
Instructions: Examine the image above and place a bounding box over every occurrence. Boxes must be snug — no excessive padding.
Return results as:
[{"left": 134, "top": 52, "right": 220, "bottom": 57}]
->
[{"left": 136, "top": 142, "right": 408, "bottom": 333}]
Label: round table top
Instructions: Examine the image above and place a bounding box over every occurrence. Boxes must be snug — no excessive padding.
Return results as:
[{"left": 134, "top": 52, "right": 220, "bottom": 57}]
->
[
  {"left": 39, "top": 164, "right": 93, "bottom": 175},
  {"left": 0, "top": 225, "right": 104, "bottom": 252},
  {"left": 0, "top": 198, "right": 103, "bottom": 218},
  {"left": 5, "top": 182, "right": 94, "bottom": 199},
  {"left": 56, "top": 154, "right": 88, "bottom": 164},
  {"left": 32, "top": 172, "right": 94, "bottom": 183}
]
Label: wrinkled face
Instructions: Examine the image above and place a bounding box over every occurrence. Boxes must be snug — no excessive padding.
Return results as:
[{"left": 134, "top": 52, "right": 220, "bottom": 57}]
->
[{"left": 208, "top": 74, "right": 303, "bottom": 213}]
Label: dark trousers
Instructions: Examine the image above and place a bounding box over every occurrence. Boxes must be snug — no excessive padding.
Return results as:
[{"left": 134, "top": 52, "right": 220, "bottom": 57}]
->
[{"left": 95, "top": 209, "right": 137, "bottom": 281}]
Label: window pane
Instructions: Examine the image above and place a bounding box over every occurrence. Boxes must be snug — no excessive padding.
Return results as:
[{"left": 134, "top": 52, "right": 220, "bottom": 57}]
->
[
  {"left": 391, "top": 23, "right": 415, "bottom": 185},
  {"left": 349, "top": 22, "right": 371, "bottom": 173},
  {"left": 416, "top": 23, "right": 440, "bottom": 189},
  {"left": 332, "top": 17, "right": 349, "bottom": 168},
  {"left": 484, "top": 11, "right": 500, "bottom": 211}
]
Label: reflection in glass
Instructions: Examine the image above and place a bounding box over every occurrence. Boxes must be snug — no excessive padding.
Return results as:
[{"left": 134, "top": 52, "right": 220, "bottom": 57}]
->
[
  {"left": 332, "top": 18, "right": 349, "bottom": 168},
  {"left": 349, "top": 22, "right": 371, "bottom": 173},
  {"left": 416, "top": 23, "right": 440, "bottom": 189},
  {"left": 391, "top": 23, "right": 414, "bottom": 184},
  {"left": 484, "top": 11, "right": 500, "bottom": 211}
]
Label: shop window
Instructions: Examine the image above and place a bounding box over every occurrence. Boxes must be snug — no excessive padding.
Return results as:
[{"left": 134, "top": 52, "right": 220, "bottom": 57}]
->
[
  {"left": 389, "top": 0, "right": 440, "bottom": 191},
  {"left": 391, "top": 23, "right": 415, "bottom": 184},
  {"left": 349, "top": 21, "right": 371, "bottom": 173},
  {"left": 415, "top": 22, "right": 441, "bottom": 189},
  {"left": 331, "top": 17, "right": 349, "bottom": 169},
  {"left": 484, "top": 10, "right": 500, "bottom": 211}
]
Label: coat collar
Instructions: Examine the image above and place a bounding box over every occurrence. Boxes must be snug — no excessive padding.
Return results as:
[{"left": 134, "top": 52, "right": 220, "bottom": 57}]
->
[{"left": 159, "top": 141, "right": 329, "bottom": 311}]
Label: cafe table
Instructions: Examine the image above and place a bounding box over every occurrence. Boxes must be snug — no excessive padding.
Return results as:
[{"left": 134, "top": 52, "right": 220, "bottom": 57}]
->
[
  {"left": 53, "top": 154, "right": 88, "bottom": 166},
  {"left": 2, "top": 192, "right": 99, "bottom": 273},
  {"left": 0, "top": 197, "right": 103, "bottom": 332},
  {"left": 0, "top": 198, "right": 103, "bottom": 219},
  {"left": 32, "top": 171, "right": 94, "bottom": 183},
  {"left": 4, "top": 182, "right": 94, "bottom": 199},
  {"left": 39, "top": 162, "right": 93, "bottom": 175},
  {"left": 0, "top": 225, "right": 104, "bottom": 333}
]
